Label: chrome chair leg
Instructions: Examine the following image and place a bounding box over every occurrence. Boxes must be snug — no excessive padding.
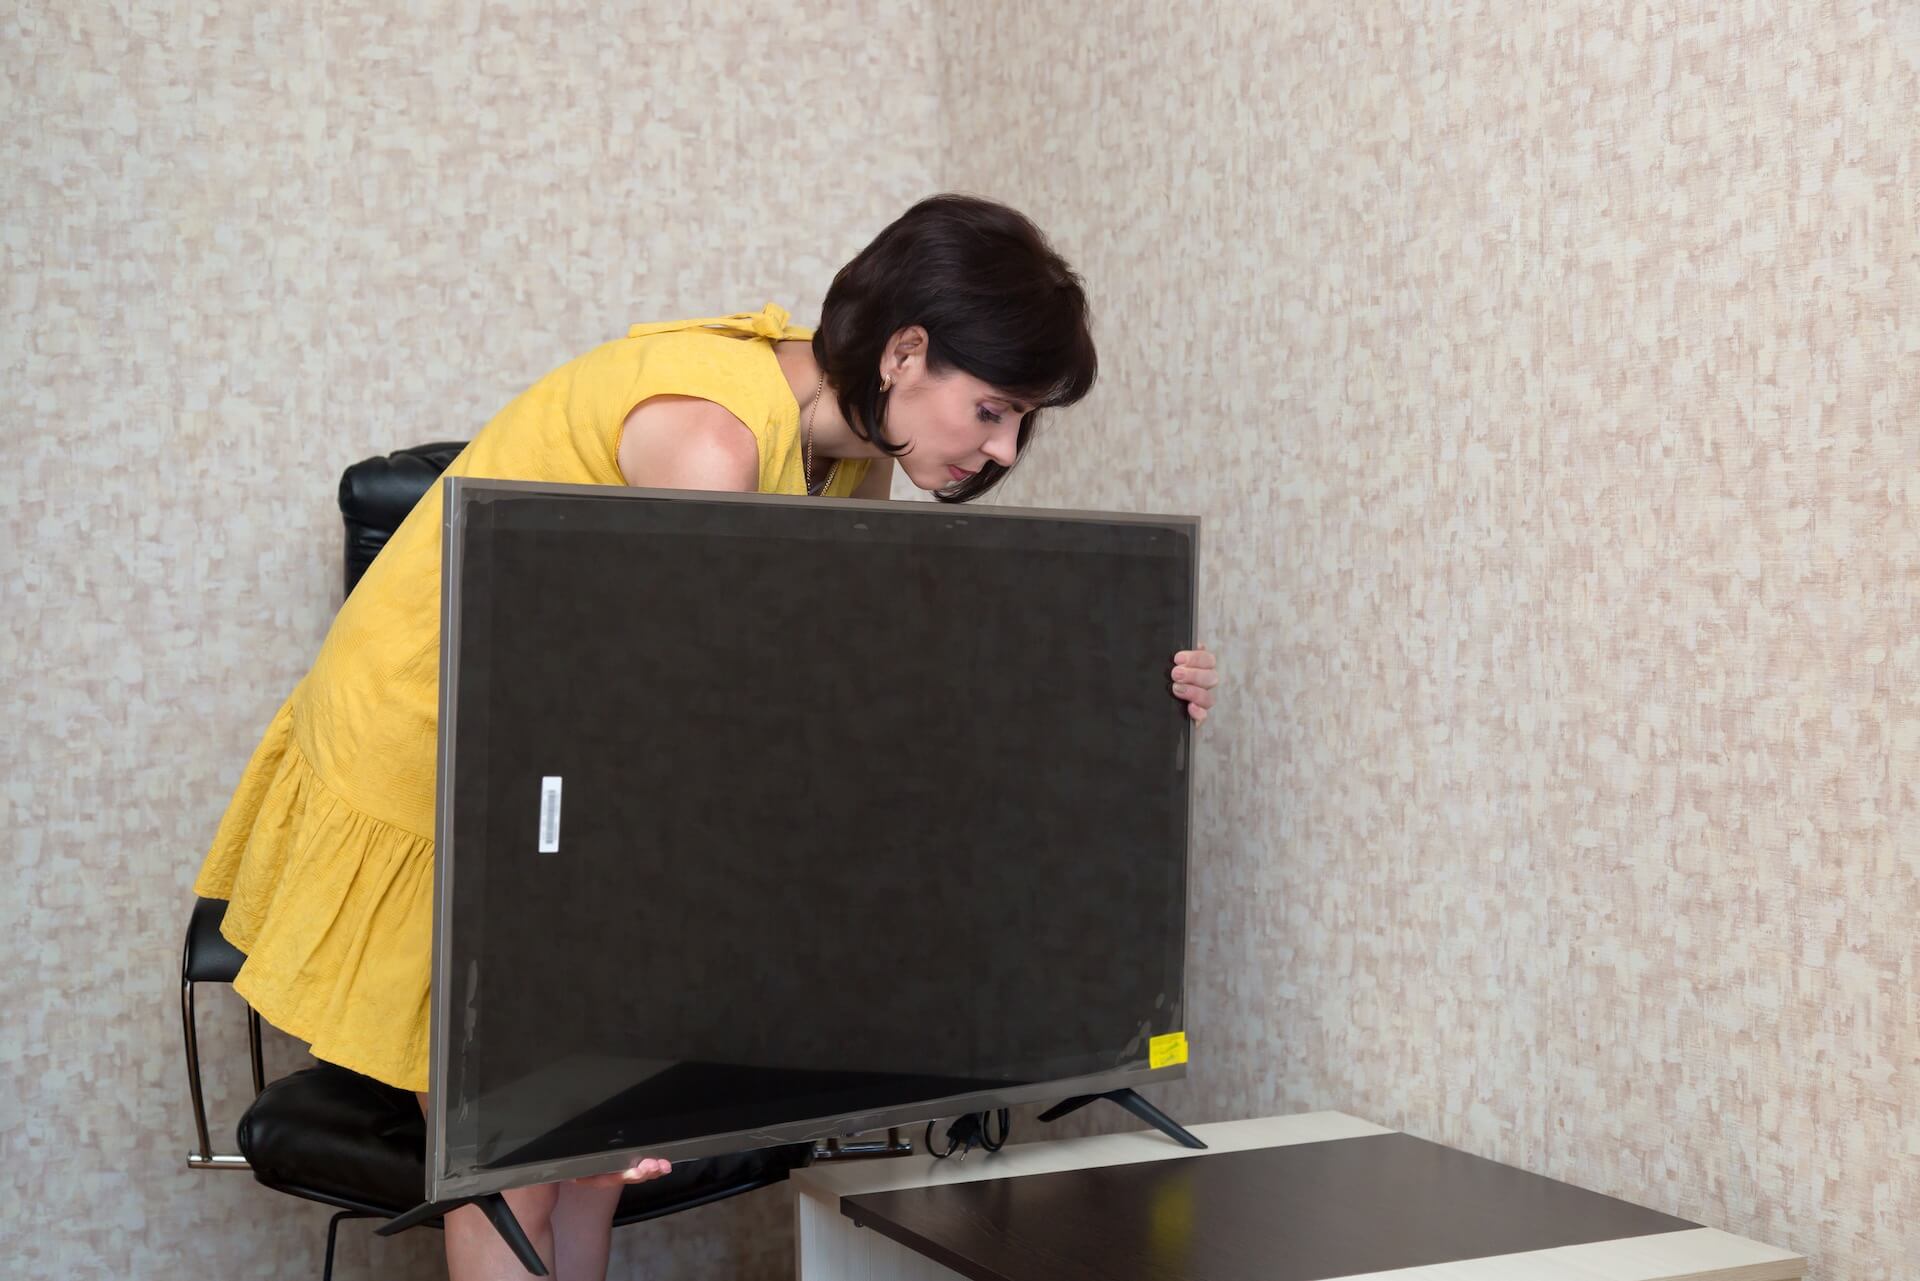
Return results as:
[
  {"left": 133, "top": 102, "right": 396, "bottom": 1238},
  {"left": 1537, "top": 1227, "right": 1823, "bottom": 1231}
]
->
[
  {"left": 181, "top": 976, "right": 212, "bottom": 1164},
  {"left": 323, "top": 1209, "right": 378, "bottom": 1281},
  {"left": 180, "top": 967, "right": 251, "bottom": 1169}
]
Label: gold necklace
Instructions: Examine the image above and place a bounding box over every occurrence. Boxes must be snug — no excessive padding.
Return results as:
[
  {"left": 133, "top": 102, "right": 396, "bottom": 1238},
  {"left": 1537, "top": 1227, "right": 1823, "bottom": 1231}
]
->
[{"left": 801, "top": 371, "right": 839, "bottom": 496}]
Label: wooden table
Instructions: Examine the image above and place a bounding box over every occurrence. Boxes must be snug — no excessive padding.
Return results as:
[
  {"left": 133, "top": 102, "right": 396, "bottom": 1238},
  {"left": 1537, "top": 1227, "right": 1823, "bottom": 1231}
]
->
[{"left": 792, "top": 1112, "right": 1804, "bottom": 1281}]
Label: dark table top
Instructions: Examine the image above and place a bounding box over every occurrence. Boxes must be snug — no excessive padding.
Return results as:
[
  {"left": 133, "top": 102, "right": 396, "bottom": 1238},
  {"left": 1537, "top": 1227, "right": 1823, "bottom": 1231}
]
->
[{"left": 840, "top": 1131, "right": 1700, "bottom": 1281}]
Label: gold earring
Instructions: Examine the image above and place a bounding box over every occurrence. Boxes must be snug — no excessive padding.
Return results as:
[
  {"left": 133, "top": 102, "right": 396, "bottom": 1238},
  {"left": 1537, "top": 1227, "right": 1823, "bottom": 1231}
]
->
[{"left": 880, "top": 375, "right": 893, "bottom": 393}]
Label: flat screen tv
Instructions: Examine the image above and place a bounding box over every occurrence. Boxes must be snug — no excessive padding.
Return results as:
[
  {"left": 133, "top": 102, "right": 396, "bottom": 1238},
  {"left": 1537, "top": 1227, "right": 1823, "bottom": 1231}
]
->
[{"left": 425, "top": 478, "right": 1199, "bottom": 1200}]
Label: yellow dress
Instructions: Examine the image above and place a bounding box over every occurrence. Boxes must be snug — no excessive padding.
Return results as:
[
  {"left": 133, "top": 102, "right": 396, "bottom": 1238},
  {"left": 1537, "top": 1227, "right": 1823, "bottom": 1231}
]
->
[{"left": 194, "top": 305, "right": 869, "bottom": 1092}]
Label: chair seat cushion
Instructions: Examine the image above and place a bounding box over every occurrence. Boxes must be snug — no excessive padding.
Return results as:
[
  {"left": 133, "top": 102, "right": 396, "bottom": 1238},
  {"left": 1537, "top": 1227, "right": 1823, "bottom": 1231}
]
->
[{"left": 236, "top": 1064, "right": 809, "bottom": 1222}]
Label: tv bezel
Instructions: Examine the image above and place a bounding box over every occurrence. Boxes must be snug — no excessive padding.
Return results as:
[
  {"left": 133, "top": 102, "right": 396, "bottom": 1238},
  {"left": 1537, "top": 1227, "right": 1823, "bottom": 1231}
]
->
[{"left": 425, "top": 476, "right": 1199, "bottom": 1201}]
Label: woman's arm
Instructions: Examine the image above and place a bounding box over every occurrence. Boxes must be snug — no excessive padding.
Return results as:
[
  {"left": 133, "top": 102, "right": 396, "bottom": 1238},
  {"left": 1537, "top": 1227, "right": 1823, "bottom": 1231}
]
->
[{"left": 616, "top": 395, "right": 760, "bottom": 491}]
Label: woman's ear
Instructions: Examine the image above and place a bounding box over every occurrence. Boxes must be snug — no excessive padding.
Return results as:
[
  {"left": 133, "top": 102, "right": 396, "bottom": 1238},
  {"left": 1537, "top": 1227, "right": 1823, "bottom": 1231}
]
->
[{"left": 881, "top": 325, "right": 929, "bottom": 385}]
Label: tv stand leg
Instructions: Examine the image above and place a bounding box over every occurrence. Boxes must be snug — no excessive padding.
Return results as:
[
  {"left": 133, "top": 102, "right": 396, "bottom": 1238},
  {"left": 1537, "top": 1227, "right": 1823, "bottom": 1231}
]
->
[
  {"left": 378, "top": 1191, "right": 547, "bottom": 1275},
  {"left": 1036, "top": 1087, "right": 1206, "bottom": 1149}
]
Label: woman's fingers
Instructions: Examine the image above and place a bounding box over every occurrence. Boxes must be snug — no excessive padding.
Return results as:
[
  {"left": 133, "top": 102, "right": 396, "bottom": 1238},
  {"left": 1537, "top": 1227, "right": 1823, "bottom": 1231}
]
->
[
  {"left": 1172, "top": 648, "right": 1220, "bottom": 724},
  {"left": 577, "top": 1157, "right": 673, "bottom": 1188},
  {"left": 1172, "top": 681, "right": 1216, "bottom": 709},
  {"left": 1173, "top": 649, "right": 1221, "bottom": 698},
  {"left": 1173, "top": 650, "right": 1219, "bottom": 685}
]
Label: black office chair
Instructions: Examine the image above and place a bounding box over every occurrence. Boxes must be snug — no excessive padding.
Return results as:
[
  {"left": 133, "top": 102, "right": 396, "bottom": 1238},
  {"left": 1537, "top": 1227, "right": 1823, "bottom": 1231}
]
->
[{"left": 181, "top": 443, "right": 816, "bottom": 1278}]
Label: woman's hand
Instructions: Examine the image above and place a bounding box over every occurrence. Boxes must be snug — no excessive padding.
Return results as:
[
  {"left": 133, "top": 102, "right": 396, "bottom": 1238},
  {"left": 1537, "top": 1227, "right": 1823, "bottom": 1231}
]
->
[
  {"left": 1172, "top": 648, "right": 1220, "bottom": 724},
  {"left": 575, "top": 1156, "right": 674, "bottom": 1188}
]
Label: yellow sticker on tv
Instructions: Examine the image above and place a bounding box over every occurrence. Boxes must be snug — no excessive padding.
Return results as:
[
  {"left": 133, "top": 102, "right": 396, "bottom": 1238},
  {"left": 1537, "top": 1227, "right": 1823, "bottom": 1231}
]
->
[{"left": 1149, "top": 1031, "right": 1189, "bottom": 1069}]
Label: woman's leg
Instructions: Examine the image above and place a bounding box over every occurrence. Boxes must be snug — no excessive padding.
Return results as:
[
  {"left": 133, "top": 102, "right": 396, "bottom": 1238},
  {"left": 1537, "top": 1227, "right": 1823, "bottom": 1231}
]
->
[
  {"left": 443, "top": 1182, "right": 561, "bottom": 1280},
  {"left": 417, "top": 1091, "right": 559, "bottom": 1279},
  {"left": 549, "top": 1180, "right": 623, "bottom": 1281},
  {"left": 414, "top": 1092, "right": 625, "bottom": 1281}
]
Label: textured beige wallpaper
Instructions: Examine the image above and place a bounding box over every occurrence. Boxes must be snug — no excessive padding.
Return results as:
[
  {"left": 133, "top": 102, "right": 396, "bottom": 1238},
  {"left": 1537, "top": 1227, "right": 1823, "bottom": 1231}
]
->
[
  {"left": 939, "top": 2, "right": 1916, "bottom": 1279},
  {"left": 7, "top": 1, "right": 1914, "bottom": 1279},
  {"left": 2, "top": 2, "right": 941, "bottom": 1277}
]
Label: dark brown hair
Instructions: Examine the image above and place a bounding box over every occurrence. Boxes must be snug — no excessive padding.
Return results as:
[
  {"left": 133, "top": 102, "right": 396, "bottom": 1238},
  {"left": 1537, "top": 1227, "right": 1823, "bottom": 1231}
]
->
[{"left": 812, "top": 194, "right": 1098, "bottom": 503}]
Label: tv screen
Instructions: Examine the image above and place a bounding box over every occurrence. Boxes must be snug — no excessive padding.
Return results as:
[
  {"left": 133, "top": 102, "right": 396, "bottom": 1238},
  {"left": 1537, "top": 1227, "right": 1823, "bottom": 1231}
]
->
[{"left": 426, "top": 479, "right": 1198, "bottom": 1199}]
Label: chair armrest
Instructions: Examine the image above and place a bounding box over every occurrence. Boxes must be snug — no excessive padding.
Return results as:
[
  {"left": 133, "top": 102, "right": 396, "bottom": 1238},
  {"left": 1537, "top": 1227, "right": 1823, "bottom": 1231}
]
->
[
  {"left": 184, "top": 895, "right": 247, "bottom": 984},
  {"left": 181, "top": 896, "right": 264, "bottom": 1168}
]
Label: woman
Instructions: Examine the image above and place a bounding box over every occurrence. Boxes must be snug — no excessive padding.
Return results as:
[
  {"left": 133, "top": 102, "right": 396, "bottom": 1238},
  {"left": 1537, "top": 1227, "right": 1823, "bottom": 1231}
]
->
[{"left": 196, "top": 194, "right": 1221, "bottom": 1280}]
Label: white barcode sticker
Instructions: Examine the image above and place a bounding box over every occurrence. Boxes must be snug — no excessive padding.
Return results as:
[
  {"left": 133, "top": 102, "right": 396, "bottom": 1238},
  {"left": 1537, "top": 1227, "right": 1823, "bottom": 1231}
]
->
[{"left": 537, "top": 776, "right": 562, "bottom": 853}]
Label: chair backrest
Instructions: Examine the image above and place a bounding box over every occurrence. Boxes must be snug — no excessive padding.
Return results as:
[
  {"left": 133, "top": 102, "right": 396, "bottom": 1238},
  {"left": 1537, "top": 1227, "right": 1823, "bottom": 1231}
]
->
[
  {"left": 337, "top": 442, "right": 468, "bottom": 596},
  {"left": 185, "top": 440, "right": 467, "bottom": 1171}
]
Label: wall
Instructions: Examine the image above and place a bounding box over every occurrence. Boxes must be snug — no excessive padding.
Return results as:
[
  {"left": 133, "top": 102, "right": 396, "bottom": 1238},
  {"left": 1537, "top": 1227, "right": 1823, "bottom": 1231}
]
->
[
  {"left": 1, "top": 2, "right": 941, "bottom": 1276},
  {"left": 936, "top": 2, "right": 1916, "bottom": 1277},
  {"left": 8, "top": 1, "right": 1915, "bottom": 1278}
]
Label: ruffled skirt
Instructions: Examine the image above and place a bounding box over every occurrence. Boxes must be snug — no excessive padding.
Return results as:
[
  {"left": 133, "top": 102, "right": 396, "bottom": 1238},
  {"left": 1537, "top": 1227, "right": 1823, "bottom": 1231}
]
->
[{"left": 194, "top": 694, "right": 436, "bottom": 1093}]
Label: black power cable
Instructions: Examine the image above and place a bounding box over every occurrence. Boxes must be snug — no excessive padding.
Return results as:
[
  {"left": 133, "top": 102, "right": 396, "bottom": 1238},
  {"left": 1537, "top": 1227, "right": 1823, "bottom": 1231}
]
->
[{"left": 925, "top": 1109, "right": 1012, "bottom": 1160}]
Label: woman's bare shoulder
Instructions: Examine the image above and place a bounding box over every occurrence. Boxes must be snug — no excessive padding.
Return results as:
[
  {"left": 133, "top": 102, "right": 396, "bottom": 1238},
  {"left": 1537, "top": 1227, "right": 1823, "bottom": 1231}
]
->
[{"left": 616, "top": 396, "right": 759, "bottom": 492}]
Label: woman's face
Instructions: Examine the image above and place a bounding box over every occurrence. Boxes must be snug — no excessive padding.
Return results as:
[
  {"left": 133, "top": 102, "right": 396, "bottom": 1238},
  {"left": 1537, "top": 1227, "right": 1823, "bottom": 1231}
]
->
[{"left": 880, "top": 327, "right": 1030, "bottom": 494}]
